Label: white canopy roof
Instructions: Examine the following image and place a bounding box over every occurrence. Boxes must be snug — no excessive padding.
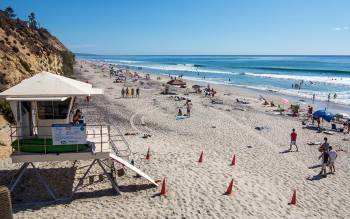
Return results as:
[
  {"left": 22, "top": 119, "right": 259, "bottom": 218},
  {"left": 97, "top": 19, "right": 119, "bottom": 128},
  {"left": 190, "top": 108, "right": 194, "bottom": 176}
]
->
[{"left": 0, "top": 71, "right": 104, "bottom": 98}]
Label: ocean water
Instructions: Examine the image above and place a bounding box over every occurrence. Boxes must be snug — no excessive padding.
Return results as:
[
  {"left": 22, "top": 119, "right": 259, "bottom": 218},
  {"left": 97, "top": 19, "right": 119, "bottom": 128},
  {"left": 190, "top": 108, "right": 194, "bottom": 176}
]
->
[{"left": 77, "top": 54, "right": 350, "bottom": 105}]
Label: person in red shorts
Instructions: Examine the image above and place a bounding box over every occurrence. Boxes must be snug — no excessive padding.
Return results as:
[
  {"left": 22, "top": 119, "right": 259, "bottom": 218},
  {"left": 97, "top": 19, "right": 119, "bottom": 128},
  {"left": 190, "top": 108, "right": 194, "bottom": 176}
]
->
[{"left": 289, "top": 128, "right": 299, "bottom": 152}]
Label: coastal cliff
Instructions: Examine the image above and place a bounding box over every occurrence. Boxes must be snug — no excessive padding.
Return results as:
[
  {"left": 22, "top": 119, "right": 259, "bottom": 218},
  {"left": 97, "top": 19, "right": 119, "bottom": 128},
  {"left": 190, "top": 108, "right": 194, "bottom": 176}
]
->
[{"left": 0, "top": 9, "right": 75, "bottom": 91}]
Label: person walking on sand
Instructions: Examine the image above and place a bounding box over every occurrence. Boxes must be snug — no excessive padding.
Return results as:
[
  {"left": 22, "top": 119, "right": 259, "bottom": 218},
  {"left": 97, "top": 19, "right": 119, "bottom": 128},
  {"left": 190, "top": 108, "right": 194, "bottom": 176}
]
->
[
  {"left": 328, "top": 146, "right": 337, "bottom": 174},
  {"left": 131, "top": 88, "right": 135, "bottom": 98},
  {"left": 136, "top": 87, "right": 140, "bottom": 97},
  {"left": 289, "top": 128, "right": 298, "bottom": 152},
  {"left": 121, "top": 87, "right": 125, "bottom": 98}
]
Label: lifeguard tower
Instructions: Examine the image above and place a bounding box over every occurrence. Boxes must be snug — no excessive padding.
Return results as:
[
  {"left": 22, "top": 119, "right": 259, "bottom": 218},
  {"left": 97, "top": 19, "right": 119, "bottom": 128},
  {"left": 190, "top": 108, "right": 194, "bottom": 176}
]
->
[{"left": 0, "top": 71, "right": 157, "bottom": 201}]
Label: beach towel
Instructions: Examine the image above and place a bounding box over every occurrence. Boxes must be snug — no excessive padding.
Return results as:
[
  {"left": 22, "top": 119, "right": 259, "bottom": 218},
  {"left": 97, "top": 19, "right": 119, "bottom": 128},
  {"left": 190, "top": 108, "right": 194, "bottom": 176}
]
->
[{"left": 176, "top": 115, "right": 187, "bottom": 120}]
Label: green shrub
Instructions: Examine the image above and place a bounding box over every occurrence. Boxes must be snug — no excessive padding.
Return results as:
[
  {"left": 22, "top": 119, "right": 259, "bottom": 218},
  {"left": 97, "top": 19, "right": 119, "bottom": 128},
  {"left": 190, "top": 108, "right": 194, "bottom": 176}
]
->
[
  {"left": 60, "top": 50, "right": 75, "bottom": 77},
  {"left": 0, "top": 99, "right": 14, "bottom": 123}
]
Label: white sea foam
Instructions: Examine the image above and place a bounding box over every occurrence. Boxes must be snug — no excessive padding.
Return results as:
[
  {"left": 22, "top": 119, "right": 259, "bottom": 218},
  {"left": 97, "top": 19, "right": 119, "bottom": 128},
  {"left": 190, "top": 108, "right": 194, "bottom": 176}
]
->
[
  {"left": 114, "top": 60, "right": 144, "bottom": 64},
  {"left": 244, "top": 72, "right": 350, "bottom": 86},
  {"left": 180, "top": 76, "right": 350, "bottom": 105},
  {"left": 125, "top": 63, "right": 240, "bottom": 75},
  {"left": 234, "top": 84, "right": 350, "bottom": 105}
]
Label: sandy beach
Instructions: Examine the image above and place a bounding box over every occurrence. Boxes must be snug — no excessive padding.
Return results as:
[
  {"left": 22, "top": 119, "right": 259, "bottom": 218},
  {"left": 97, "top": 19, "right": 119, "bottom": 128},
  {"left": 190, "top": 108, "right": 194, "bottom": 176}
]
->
[{"left": 1, "top": 59, "right": 350, "bottom": 218}]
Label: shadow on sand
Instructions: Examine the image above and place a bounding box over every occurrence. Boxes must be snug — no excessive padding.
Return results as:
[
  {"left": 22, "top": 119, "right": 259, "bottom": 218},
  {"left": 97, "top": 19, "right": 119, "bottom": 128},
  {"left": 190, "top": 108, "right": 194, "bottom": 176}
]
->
[
  {"left": 306, "top": 173, "right": 330, "bottom": 181},
  {"left": 308, "top": 164, "right": 322, "bottom": 169},
  {"left": 0, "top": 167, "right": 156, "bottom": 213},
  {"left": 279, "top": 149, "right": 298, "bottom": 154}
]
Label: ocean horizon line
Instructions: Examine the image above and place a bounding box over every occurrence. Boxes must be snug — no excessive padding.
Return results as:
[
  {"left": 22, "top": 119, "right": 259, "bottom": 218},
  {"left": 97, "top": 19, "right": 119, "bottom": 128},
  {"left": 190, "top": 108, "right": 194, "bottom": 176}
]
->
[{"left": 75, "top": 53, "right": 350, "bottom": 57}]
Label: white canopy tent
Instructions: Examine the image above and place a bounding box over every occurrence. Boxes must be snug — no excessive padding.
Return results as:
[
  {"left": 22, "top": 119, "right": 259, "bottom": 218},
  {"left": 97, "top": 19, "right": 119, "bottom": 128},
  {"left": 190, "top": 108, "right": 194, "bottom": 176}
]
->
[
  {"left": 0, "top": 71, "right": 104, "bottom": 137},
  {"left": 0, "top": 71, "right": 103, "bottom": 98}
]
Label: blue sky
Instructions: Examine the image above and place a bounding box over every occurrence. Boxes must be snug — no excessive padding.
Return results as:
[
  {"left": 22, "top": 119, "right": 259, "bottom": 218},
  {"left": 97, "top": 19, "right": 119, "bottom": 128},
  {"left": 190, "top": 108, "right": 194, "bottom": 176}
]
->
[{"left": 1, "top": 0, "right": 349, "bottom": 55}]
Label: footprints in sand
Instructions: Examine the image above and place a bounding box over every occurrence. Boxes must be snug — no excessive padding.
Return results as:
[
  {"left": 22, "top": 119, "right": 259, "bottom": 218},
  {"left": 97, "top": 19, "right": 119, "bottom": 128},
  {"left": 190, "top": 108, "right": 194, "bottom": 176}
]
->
[{"left": 130, "top": 106, "right": 158, "bottom": 135}]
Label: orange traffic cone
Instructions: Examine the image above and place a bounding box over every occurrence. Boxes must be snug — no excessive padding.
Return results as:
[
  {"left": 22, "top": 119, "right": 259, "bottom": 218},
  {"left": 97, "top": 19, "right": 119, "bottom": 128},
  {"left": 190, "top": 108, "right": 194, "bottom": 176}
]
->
[
  {"left": 198, "top": 151, "right": 204, "bottom": 163},
  {"left": 231, "top": 154, "right": 236, "bottom": 166},
  {"left": 224, "top": 179, "right": 234, "bottom": 195},
  {"left": 145, "top": 147, "right": 150, "bottom": 160},
  {"left": 290, "top": 190, "right": 297, "bottom": 205},
  {"left": 160, "top": 177, "right": 167, "bottom": 196}
]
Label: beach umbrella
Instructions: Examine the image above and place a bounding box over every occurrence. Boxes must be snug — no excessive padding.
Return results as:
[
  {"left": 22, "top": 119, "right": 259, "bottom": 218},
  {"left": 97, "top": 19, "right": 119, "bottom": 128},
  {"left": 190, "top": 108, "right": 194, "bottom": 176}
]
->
[
  {"left": 167, "top": 79, "right": 186, "bottom": 86},
  {"left": 313, "top": 110, "right": 334, "bottom": 122}
]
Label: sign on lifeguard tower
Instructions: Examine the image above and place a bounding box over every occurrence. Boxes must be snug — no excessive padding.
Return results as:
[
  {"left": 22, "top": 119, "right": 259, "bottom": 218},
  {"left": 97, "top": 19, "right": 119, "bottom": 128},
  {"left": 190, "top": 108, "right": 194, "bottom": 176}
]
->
[{"left": 52, "top": 124, "right": 87, "bottom": 145}]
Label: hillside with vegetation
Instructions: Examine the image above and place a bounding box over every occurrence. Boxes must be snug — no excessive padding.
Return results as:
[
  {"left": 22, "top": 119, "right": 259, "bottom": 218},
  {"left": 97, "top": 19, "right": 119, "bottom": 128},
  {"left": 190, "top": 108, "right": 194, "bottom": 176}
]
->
[{"left": 0, "top": 7, "right": 75, "bottom": 91}]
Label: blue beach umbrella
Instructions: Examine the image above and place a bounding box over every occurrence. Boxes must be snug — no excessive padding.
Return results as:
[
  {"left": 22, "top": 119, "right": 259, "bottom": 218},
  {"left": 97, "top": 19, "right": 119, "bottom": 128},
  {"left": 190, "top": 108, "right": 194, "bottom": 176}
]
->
[{"left": 313, "top": 110, "right": 334, "bottom": 122}]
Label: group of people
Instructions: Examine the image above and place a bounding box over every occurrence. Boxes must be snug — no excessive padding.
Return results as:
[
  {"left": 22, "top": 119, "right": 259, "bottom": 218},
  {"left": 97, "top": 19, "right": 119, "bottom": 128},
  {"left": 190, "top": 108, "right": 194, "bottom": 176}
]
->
[
  {"left": 318, "top": 137, "right": 337, "bottom": 177},
  {"left": 204, "top": 84, "right": 216, "bottom": 97},
  {"left": 289, "top": 130, "right": 338, "bottom": 177},
  {"left": 327, "top": 93, "right": 337, "bottom": 101},
  {"left": 121, "top": 87, "right": 140, "bottom": 98},
  {"left": 177, "top": 99, "right": 193, "bottom": 118}
]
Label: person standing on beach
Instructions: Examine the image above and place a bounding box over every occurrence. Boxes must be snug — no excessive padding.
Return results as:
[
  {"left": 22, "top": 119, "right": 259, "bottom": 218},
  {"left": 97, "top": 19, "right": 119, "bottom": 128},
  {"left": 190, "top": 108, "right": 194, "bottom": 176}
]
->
[
  {"left": 126, "top": 87, "right": 129, "bottom": 98},
  {"left": 328, "top": 146, "right": 337, "bottom": 174},
  {"left": 185, "top": 100, "right": 192, "bottom": 117},
  {"left": 121, "top": 87, "right": 125, "bottom": 98},
  {"left": 136, "top": 87, "right": 140, "bottom": 97},
  {"left": 320, "top": 137, "right": 330, "bottom": 152},
  {"left": 307, "top": 105, "right": 313, "bottom": 120},
  {"left": 131, "top": 88, "right": 135, "bottom": 98},
  {"left": 289, "top": 129, "right": 298, "bottom": 152},
  {"left": 316, "top": 117, "right": 321, "bottom": 129},
  {"left": 312, "top": 94, "right": 315, "bottom": 103}
]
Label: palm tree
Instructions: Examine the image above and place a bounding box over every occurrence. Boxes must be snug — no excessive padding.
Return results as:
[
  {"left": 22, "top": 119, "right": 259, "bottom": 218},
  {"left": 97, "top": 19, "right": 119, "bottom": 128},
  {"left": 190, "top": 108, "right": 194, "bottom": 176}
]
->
[
  {"left": 4, "top": 6, "right": 16, "bottom": 19},
  {"left": 28, "top": 12, "right": 37, "bottom": 28}
]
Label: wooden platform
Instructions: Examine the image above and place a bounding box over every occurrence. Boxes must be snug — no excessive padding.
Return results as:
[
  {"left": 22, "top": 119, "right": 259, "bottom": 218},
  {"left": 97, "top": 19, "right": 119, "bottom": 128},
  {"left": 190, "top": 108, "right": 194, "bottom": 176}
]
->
[{"left": 11, "top": 151, "right": 110, "bottom": 163}]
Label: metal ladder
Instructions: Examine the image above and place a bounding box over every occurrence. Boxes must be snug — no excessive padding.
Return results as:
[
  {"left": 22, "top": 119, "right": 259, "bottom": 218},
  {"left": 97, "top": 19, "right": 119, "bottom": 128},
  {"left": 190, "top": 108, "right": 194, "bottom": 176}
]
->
[
  {"left": 78, "top": 101, "right": 132, "bottom": 159},
  {"left": 108, "top": 123, "right": 132, "bottom": 159}
]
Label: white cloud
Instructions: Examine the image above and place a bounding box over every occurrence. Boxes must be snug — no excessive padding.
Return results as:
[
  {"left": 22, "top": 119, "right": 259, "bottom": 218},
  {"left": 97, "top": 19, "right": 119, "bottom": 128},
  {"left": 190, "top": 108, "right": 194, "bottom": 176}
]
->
[{"left": 332, "top": 26, "right": 348, "bottom": 31}]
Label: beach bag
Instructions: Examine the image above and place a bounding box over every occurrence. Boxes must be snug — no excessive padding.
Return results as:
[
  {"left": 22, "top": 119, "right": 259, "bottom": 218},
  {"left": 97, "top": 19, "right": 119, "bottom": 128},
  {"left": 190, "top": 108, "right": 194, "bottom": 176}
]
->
[
  {"left": 117, "top": 168, "right": 125, "bottom": 177},
  {"left": 318, "top": 145, "right": 325, "bottom": 152}
]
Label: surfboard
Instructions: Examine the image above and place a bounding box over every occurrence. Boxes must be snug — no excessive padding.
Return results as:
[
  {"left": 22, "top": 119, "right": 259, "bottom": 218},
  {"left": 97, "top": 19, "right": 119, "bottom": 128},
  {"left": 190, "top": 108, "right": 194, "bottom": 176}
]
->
[{"left": 109, "top": 153, "right": 158, "bottom": 186}]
